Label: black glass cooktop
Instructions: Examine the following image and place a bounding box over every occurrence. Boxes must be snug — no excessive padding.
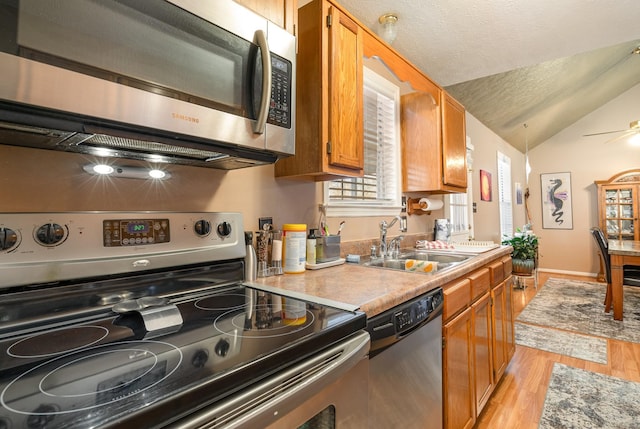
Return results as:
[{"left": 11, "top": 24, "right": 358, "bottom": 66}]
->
[{"left": 0, "top": 262, "right": 365, "bottom": 429}]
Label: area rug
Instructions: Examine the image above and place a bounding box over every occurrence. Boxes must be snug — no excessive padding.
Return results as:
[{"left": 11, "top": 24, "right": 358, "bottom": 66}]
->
[
  {"left": 515, "top": 322, "right": 607, "bottom": 364},
  {"left": 516, "top": 277, "right": 640, "bottom": 344},
  {"left": 539, "top": 363, "right": 640, "bottom": 428}
]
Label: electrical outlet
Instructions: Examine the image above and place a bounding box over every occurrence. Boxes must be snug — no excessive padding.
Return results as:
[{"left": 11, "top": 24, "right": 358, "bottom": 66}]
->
[
  {"left": 259, "top": 217, "right": 273, "bottom": 230},
  {"left": 400, "top": 215, "right": 407, "bottom": 232},
  {"left": 401, "top": 196, "right": 407, "bottom": 212}
]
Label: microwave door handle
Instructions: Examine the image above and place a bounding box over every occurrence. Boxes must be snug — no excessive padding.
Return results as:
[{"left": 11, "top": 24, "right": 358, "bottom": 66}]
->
[{"left": 253, "top": 29, "right": 272, "bottom": 135}]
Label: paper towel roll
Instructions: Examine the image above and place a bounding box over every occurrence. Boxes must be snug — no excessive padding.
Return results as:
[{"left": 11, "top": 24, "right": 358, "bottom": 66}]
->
[{"left": 418, "top": 197, "right": 444, "bottom": 211}]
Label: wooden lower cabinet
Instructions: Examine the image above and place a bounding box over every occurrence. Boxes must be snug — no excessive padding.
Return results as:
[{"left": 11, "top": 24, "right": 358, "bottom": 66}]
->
[
  {"left": 491, "top": 280, "right": 508, "bottom": 381},
  {"left": 504, "top": 275, "right": 516, "bottom": 361},
  {"left": 443, "top": 307, "right": 475, "bottom": 429},
  {"left": 443, "top": 257, "right": 514, "bottom": 429},
  {"left": 472, "top": 292, "right": 494, "bottom": 415}
]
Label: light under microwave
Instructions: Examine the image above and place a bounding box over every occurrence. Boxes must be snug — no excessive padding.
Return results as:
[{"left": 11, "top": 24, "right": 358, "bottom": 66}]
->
[{"left": 0, "top": 0, "right": 296, "bottom": 169}]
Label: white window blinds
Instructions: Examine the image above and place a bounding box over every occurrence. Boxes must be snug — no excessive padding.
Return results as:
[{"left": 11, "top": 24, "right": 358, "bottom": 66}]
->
[
  {"left": 326, "top": 67, "right": 400, "bottom": 214},
  {"left": 497, "top": 151, "right": 513, "bottom": 239}
]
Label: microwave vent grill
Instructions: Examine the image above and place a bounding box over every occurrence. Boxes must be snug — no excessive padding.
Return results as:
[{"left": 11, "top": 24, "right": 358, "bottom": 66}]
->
[{"left": 81, "top": 134, "right": 229, "bottom": 161}]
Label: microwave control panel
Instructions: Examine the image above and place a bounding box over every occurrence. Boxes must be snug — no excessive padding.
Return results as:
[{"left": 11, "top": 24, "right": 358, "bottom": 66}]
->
[{"left": 268, "top": 54, "right": 292, "bottom": 128}]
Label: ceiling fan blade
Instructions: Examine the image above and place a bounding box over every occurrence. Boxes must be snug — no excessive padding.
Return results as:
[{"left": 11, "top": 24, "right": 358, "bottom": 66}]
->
[
  {"left": 603, "top": 131, "right": 635, "bottom": 144},
  {"left": 583, "top": 129, "right": 626, "bottom": 137}
]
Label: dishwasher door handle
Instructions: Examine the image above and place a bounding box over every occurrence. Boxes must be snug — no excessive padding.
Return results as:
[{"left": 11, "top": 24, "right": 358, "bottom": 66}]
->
[{"left": 372, "top": 322, "right": 394, "bottom": 331}]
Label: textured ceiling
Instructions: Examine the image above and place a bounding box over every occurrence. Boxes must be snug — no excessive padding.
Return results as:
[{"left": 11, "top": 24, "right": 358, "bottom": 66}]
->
[{"left": 332, "top": 0, "right": 640, "bottom": 151}]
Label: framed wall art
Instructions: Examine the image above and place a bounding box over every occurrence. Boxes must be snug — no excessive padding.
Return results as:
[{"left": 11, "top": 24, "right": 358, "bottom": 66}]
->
[
  {"left": 541, "top": 172, "right": 573, "bottom": 229},
  {"left": 515, "top": 182, "right": 523, "bottom": 205},
  {"left": 480, "top": 170, "right": 492, "bottom": 202}
]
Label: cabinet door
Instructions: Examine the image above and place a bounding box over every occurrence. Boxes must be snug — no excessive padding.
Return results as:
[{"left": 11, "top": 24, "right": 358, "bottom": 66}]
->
[
  {"left": 441, "top": 92, "right": 467, "bottom": 189},
  {"left": 504, "top": 276, "right": 516, "bottom": 360},
  {"left": 491, "top": 281, "right": 507, "bottom": 381},
  {"left": 472, "top": 292, "right": 494, "bottom": 416},
  {"left": 601, "top": 185, "right": 639, "bottom": 241},
  {"left": 401, "top": 91, "right": 441, "bottom": 192},
  {"left": 444, "top": 308, "right": 475, "bottom": 429},
  {"left": 327, "top": 5, "right": 363, "bottom": 171},
  {"left": 234, "top": 0, "right": 297, "bottom": 34}
]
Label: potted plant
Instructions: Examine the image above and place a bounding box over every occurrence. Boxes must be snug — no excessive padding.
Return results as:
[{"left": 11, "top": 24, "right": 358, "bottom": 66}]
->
[{"left": 502, "top": 229, "right": 538, "bottom": 275}]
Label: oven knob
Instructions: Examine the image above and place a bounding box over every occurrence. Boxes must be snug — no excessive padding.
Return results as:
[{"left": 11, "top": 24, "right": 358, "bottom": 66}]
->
[
  {"left": 191, "top": 349, "right": 209, "bottom": 368},
  {"left": 34, "top": 223, "right": 66, "bottom": 246},
  {"left": 194, "top": 219, "right": 211, "bottom": 237},
  {"left": 214, "top": 338, "right": 231, "bottom": 357},
  {"left": 217, "top": 221, "right": 232, "bottom": 238},
  {"left": 0, "top": 227, "right": 18, "bottom": 250}
]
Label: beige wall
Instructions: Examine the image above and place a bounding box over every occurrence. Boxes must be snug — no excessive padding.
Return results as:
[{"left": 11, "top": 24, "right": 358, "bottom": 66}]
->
[
  {"left": 526, "top": 82, "right": 640, "bottom": 276},
  {"left": 465, "top": 114, "right": 527, "bottom": 243},
  {"left": 0, "top": 145, "right": 435, "bottom": 245},
  {"left": 4, "top": 83, "right": 636, "bottom": 275}
]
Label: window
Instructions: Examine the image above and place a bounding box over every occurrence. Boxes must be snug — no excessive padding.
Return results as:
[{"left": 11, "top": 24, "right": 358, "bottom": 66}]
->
[
  {"left": 497, "top": 151, "right": 513, "bottom": 239},
  {"left": 446, "top": 139, "right": 474, "bottom": 241},
  {"left": 448, "top": 192, "right": 469, "bottom": 239},
  {"left": 324, "top": 67, "right": 401, "bottom": 216}
]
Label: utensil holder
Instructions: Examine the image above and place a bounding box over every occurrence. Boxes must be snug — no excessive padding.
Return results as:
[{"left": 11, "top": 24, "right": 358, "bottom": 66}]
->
[{"left": 316, "top": 235, "right": 340, "bottom": 263}]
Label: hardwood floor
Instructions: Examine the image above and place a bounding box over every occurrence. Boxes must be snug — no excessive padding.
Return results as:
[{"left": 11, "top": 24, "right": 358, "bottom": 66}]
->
[{"left": 474, "top": 272, "right": 640, "bottom": 428}]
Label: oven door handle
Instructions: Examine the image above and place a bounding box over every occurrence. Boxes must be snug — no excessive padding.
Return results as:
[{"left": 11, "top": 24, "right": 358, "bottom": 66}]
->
[{"left": 170, "top": 330, "right": 370, "bottom": 429}]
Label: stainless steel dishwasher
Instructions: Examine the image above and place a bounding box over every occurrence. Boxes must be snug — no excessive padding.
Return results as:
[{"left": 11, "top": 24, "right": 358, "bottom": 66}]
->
[{"left": 367, "top": 287, "right": 444, "bottom": 429}]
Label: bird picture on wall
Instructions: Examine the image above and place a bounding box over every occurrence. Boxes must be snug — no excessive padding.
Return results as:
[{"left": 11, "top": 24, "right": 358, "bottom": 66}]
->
[{"left": 541, "top": 172, "right": 573, "bottom": 229}]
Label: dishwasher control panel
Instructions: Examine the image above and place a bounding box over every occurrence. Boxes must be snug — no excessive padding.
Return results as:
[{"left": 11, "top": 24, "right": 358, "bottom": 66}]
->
[
  {"left": 395, "top": 288, "right": 443, "bottom": 332},
  {"left": 367, "top": 287, "right": 443, "bottom": 343}
]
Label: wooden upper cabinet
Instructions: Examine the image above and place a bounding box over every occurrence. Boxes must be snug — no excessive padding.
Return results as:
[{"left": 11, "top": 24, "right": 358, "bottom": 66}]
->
[
  {"left": 442, "top": 91, "right": 467, "bottom": 189},
  {"left": 368, "top": 40, "right": 467, "bottom": 194},
  {"left": 401, "top": 90, "right": 441, "bottom": 192},
  {"left": 404, "top": 90, "right": 467, "bottom": 194},
  {"left": 234, "top": 0, "right": 297, "bottom": 34},
  {"left": 275, "top": 0, "right": 364, "bottom": 180},
  {"left": 327, "top": 7, "right": 363, "bottom": 171}
]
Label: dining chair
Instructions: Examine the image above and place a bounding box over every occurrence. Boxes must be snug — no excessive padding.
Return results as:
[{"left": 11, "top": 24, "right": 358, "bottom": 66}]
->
[{"left": 591, "top": 227, "right": 640, "bottom": 313}]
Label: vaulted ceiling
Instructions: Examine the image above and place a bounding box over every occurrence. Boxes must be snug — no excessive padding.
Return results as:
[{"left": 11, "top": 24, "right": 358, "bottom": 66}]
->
[{"left": 335, "top": 0, "right": 640, "bottom": 152}]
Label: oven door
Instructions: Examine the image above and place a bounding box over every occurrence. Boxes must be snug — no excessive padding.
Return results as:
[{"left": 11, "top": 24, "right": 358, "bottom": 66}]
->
[{"left": 170, "top": 330, "right": 370, "bottom": 429}]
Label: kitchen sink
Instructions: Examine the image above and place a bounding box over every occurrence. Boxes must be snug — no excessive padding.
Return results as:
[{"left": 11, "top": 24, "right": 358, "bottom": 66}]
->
[{"left": 361, "top": 250, "right": 472, "bottom": 273}]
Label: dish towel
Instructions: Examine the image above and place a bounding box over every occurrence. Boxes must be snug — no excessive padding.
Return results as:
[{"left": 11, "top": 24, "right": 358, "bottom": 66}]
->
[{"left": 415, "top": 240, "right": 455, "bottom": 250}]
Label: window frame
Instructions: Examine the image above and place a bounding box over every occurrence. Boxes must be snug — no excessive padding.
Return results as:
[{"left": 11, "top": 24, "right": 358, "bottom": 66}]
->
[
  {"left": 497, "top": 151, "right": 514, "bottom": 239},
  {"left": 323, "top": 66, "right": 402, "bottom": 217}
]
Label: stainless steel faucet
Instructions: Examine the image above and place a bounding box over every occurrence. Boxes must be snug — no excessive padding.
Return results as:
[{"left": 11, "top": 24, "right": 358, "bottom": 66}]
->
[{"left": 379, "top": 215, "right": 407, "bottom": 258}]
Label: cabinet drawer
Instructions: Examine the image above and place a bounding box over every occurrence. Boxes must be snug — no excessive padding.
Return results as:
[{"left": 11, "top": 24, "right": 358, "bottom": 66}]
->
[
  {"left": 444, "top": 278, "right": 471, "bottom": 321},
  {"left": 488, "top": 260, "right": 504, "bottom": 287},
  {"left": 468, "top": 268, "right": 490, "bottom": 301},
  {"left": 502, "top": 256, "right": 513, "bottom": 276}
]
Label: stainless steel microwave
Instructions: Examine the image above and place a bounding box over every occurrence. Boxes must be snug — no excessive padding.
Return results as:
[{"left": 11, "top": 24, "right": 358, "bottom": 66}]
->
[{"left": 0, "top": 0, "right": 296, "bottom": 169}]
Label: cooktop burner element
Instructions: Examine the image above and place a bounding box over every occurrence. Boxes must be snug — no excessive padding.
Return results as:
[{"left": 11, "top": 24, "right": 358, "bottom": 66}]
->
[
  {"left": 1, "top": 340, "right": 183, "bottom": 418},
  {"left": 0, "top": 212, "right": 366, "bottom": 429},
  {"left": 7, "top": 326, "right": 109, "bottom": 358}
]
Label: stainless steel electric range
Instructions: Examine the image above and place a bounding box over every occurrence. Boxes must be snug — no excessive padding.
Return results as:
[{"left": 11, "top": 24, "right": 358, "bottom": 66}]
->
[{"left": 0, "top": 212, "right": 369, "bottom": 429}]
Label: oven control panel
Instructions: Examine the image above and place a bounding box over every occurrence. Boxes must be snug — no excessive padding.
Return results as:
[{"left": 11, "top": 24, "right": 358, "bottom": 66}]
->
[
  {"left": 0, "top": 212, "right": 245, "bottom": 289},
  {"left": 103, "top": 218, "right": 171, "bottom": 247}
]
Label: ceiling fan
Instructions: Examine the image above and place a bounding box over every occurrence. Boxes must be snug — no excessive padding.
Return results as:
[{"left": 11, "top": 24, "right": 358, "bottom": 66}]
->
[{"left": 583, "top": 120, "right": 640, "bottom": 144}]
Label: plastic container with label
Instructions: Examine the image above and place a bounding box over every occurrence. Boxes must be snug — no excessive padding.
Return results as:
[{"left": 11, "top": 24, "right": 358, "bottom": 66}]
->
[{"left": 282, "top": 223, "right": 307, "bottom": 273}]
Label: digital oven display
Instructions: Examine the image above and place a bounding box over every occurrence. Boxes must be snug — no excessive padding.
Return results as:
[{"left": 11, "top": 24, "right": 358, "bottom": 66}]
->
[
  {"left": 103, "top": 218, "right": 170, "bottom": 247},
  {"left": 127, "top": 221, "right": 150, "bottom": 234}
]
